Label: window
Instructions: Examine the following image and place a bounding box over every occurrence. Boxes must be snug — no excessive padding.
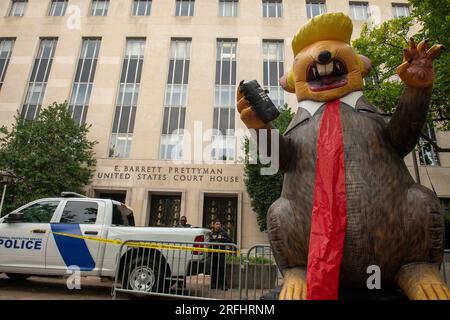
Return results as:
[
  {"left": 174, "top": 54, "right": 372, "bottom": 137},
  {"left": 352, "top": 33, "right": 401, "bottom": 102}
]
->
[
  {"left": 160, "top": 39, "right": 191, "bottom": 160},
  {"left": 9, "top": 0, "right": 27, "bottom": 17},
  {"left": 69, "top": 38, "right": 101, "bottom": 126},
  {"left": 18, "top": 201, "right": 60, "bottom": 223},
  {"left": 90, "top": 0, "right": 109, "bottom": 16},
  {"left": 112, "top": 204, "right": 135, "bottom": 226},
  {"left": 0, "top": 39, "right": 15, "bottom": 90},
  {"left": 392, "top": 3, "right": 410, "bottom": 18},
  {"left": 263, "top": 40, "right": 285, "bottom": 108},
  {"left": 21, "top": 38, "right": 58, "bottom": 120},
  {"left": 219, "top": 0, "right": 238, "bottom": 17},
  {"left": 133, "top": 0, "right": 152, "bottom": 16},
  {"left": 175, "top": 0, "right": 195, "bottom": 16},
  {"left": 306, "top": 0, "right": 326, "bottom": 18},
  {"left": 110, "top": 39, "right": 145, "bottom": 158},
  {"left": 262, "top": 0, "right": 282, "bottom": 18},
  {"left": 49, "top": 0, "right": 68, "bottom": 16},
  {"left": 349, "top": 1, "right": 369, "bottom": 21},
  {"left": 60, "top": 201, "right": 98, "bottom": 224},
  {"left": 212, "top": 39, "right": 237, "bottom": 161},
  {"left": 418, "top": 124, "right": 440, "bottom": 166}
]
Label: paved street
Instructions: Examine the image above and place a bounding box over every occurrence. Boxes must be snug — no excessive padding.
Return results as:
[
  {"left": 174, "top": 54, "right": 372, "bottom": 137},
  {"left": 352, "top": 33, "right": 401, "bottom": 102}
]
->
[{"left": 0, "top": 274, "right": 124, "bottom": 300}]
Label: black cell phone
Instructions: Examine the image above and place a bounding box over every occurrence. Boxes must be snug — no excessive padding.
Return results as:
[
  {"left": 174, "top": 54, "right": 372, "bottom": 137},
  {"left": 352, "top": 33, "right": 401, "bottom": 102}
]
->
[{"left": 239, "top": 80, "right": 280, "bottom": 123}]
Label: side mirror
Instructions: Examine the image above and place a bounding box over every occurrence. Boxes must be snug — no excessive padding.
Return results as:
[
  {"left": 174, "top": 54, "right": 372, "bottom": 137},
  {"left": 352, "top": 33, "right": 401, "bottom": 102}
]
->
[{"left": 4, "top": 212, "right": 24, "bottom": 223}]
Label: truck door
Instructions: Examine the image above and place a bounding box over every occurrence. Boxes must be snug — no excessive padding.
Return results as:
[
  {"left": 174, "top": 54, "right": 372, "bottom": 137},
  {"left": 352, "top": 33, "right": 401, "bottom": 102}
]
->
[
  {"left": 0, "top": 200, "right": 61, "bottom": 272},
  {"left": 46, "top": 200, "right": 105, "bottom": 274}
]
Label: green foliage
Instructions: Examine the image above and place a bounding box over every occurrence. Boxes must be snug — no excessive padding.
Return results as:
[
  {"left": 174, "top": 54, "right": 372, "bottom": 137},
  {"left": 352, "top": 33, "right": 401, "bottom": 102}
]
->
[
  {"left": 409, "top": 0, "right": 450, "bottom": 130},
  {"left": 0, "top": 102, "right": 97, "bottom": 215},
  {"left": 352, "top": 18, "right": 412, "bottom": 115},
  {"left": 353, "top": 12, "right": 450, "bottom": 129},
  {"left": 243, "top": 105, "right": 295, "bottom": 232},
  {"left": 226, "top": 254, "right": 275, "bottom": 265}
]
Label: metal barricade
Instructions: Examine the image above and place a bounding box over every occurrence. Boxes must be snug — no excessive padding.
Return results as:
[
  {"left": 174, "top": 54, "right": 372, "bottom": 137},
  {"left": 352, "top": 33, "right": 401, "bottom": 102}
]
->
[
  {"left": 112, "top": 240, "right": 243, "bottom": 300},
  {"left": 112, "top": 241, "right": 449, "bottom": 300},
  {"left": 244, "top": 244, "right": 282, "bottom": 300}
]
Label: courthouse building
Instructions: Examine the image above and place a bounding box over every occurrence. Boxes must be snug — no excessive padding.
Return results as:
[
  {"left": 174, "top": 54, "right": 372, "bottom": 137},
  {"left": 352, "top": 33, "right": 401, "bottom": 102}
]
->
[{"left": 0, "top": 0, "right": 448, "bottom": 249}]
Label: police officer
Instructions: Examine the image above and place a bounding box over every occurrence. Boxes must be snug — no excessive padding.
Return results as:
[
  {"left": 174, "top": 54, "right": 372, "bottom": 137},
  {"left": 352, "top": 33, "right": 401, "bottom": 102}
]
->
[{"left": 209, "top": 219, "right": 231, "bottom": 290}]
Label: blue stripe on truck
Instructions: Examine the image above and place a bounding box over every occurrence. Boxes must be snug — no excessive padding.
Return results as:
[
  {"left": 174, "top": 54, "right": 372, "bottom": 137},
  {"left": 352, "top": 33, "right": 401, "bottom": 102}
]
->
[{"left": 50, "top": 224, "right": 96, "bottom": 271}]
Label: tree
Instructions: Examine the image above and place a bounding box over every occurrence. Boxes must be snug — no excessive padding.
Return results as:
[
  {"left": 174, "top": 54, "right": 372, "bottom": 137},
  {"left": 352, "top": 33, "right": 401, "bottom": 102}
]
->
[
  {"left": 0, "top": 102, "right": 97, "bottom": 215},
  {"left": 352, "top": 18, "right": 411, "bottom": 115},
  {"left": 409, "top": 0, "right": 450, "bottom": 130},
  {"left": 352, "top": 14, "right": 449, "bottom": 129},
  {"left": 243, "top": 106, "right": 294, "bottom": 231}
]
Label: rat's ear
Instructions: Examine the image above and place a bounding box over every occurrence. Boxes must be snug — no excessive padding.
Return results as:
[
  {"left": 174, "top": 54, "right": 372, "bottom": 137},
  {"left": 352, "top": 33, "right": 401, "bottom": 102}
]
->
[
  {"left": 358, "top": 54, "right": 372, "bottom": 78},
  {"left": 280, "top": 69, "right": 296, "bottom": 93}
]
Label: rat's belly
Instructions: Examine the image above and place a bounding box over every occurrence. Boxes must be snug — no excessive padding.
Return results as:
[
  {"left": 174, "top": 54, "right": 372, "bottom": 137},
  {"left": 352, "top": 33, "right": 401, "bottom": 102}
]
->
[{"left": 281, "top": 109, "right": 415, "bottom": 287}]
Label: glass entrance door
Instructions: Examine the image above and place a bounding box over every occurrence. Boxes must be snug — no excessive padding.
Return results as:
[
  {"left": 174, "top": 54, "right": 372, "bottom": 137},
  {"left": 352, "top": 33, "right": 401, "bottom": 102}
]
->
[
  {"left": 149, "top": 194, "right": 182, "bottom": 227},
  {"left": 203, "top": 196, "right": 237, "bottom": 242}
]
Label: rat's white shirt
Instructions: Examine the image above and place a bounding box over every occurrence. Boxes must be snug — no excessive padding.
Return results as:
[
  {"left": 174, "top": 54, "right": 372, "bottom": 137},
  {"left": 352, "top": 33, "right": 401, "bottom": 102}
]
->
[{"left": 298, "top": 91, "right": 364, "bottom": 116}]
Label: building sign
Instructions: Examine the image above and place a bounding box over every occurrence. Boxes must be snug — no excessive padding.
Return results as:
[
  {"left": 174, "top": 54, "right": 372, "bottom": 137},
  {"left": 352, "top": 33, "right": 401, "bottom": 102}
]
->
[{"left": 95, "top": 165, "right": 241, "bottom": 184}]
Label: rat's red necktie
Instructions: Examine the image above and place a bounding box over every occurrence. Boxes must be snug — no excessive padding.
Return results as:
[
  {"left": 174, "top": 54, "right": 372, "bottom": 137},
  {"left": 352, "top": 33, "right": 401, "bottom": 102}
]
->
[{"left": 306, "top": 100, "right": 347, "bottom": 300}]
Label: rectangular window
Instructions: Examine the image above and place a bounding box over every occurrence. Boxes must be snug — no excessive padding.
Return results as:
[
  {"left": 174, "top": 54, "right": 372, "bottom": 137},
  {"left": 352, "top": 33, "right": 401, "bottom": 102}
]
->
[
  {"left": 69, "top": 38, "right": 101, "bottom": 126},
  {"left": 263, "top": 40, "right": 285, "bottom": 108},
  {"left": 175, "top": 0, "right": 195, "bottom": 16},
  {"left": 306, "top": 0, "right": 326, "bottom": 19},
  {"left": 262, "top": 0, "right": 282, "bottom": 18},
  {"left": 133, "top": 0, "right": 152, "bottom": 16},
  {"left": 90, "top": 0, "right": 109, "bottom": 16},
  {"left": 0, "top": 39, "right": 15, "bottom": 90},
  {"left": 49, "top": 0, "right": 68, "bottom": 16},
  {"left": 160, "top": 39, "right": 191, "bottom": 160},
  {"left": 418, "top": 124, "right": 440, "bottom": 166},
  {"left": 349, "top": 1, "right": 369, "bottom": 21},
  {"left": 20, "top": 201, "right": 60, "bottom": 223},
  {"left": 219, "top": 0, "right": 238, "bottom": 17},
  {"left": 392, "top": 3, "right": 410, "bottom": 18},
  {"left": 212, "top": 39, "right": 237, "bottom": 161},
  {"left": 9, "top": 0, "right": 27, "bottom": 17},
  {"left": 60, "top": 201, "right": 99, "bottom": 224},
  {"left": 21, "top": 38, "right": 58, "bottom": 120},
  {"left": 110, "top": 39, "right": 146, "bottom": 158},
  {"left": 112, "top": 203, "right": 135, "bottom": 226}
]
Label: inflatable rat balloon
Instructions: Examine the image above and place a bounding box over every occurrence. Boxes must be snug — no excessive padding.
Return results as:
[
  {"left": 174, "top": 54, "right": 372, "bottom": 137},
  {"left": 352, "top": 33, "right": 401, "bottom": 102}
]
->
[{"left": 237, "top": 13, "right": 449, "bottom": 300}]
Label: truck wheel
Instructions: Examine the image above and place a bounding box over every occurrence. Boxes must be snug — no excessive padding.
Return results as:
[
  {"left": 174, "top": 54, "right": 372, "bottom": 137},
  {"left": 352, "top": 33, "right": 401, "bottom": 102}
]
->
[
  {"left": 6, "top": 273, "right": 31, "bottom": 281},
  {"left": 124, "top": 256, "right": 166, "bottom": 295}
]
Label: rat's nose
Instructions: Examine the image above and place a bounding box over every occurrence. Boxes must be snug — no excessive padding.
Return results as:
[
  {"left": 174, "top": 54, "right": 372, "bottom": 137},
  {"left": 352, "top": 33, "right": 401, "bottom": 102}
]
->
[{"left": 318, "top": 50, "right": 332, "bottom": 64}]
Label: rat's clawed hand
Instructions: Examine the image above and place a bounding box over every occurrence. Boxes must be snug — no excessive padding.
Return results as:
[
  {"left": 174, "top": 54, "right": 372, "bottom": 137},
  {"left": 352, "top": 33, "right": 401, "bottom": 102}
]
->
[
  {"left": 236, "top": 84, "right": 267, "bottom": 129},
  {"left": 397, "top": 38, "right": 444, "bottom": 88}
]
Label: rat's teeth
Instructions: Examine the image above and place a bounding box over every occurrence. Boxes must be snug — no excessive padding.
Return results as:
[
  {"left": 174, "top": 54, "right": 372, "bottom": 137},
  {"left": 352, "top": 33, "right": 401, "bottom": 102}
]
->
[
  {"left": 317, "top": 62, "right": 334, "bottom": 76},
  {"left": 313, "top": 67, "right": 318, "bottom": 78}
]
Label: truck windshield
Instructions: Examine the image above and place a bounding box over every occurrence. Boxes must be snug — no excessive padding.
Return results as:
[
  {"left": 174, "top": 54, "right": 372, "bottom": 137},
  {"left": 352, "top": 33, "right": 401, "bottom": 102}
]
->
[{"left": 112, "top": 204, "right": 135, "bottom": 226}]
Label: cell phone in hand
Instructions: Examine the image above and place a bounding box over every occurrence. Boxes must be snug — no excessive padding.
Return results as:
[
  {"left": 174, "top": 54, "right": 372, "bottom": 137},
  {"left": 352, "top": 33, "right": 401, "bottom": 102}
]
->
[{"left": 239, "top": 80, "right": 280, "bottom": 123}]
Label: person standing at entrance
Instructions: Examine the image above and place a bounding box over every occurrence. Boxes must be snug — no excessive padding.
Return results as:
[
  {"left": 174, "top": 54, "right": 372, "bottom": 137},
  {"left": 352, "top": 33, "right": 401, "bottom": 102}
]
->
[
  {"left": 176, "top": 216, "right": 191, "bottom": 227},
  {"left": 209, "top": 219, "right": 232, "bottom": 290}
]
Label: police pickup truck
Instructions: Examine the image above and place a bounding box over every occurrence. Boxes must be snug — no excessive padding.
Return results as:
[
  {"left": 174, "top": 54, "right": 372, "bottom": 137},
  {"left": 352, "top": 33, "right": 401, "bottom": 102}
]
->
[{"left": 0, "top": 192, "right": 210, "bottom": 293}]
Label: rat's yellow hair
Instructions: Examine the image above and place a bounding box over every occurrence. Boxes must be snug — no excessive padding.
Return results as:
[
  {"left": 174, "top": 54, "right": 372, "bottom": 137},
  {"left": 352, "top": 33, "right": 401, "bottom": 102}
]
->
[{"left": 292, "top": 12, "right": 353, "bottom": 56}]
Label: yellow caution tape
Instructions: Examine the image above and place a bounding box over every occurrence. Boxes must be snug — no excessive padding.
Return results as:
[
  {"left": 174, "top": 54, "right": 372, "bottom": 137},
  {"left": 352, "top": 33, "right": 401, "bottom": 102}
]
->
[{"left": 52, "top": 232, "right": 239, "bottom": 255}]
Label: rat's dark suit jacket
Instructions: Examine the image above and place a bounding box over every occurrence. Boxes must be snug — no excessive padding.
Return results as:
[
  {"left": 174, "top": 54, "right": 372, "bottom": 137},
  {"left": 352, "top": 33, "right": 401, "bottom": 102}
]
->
[{"left": 267, "top": 88, "right": 444, "bottom": 288}]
